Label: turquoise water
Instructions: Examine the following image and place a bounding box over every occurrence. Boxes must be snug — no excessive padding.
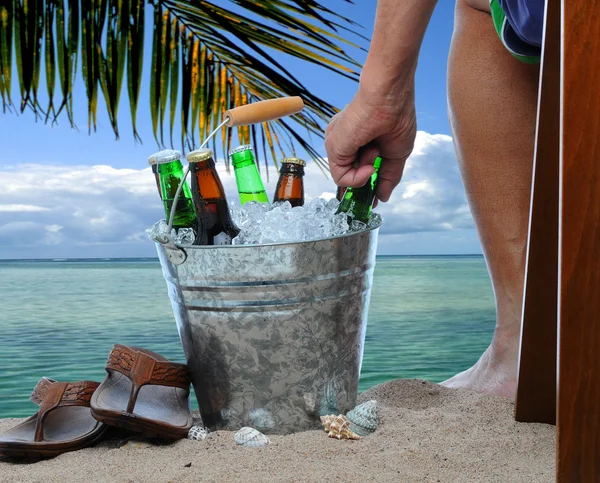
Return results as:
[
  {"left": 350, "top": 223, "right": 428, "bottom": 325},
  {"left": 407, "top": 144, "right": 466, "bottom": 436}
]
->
[{"left": 0, "top": 256, "right": 495, "bottom": 418}]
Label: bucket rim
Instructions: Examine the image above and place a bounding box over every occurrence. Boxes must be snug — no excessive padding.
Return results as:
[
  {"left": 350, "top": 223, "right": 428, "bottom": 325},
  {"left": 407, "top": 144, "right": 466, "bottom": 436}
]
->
[{"left": 156, "top": 216, "right": 382, "bottom": 250}]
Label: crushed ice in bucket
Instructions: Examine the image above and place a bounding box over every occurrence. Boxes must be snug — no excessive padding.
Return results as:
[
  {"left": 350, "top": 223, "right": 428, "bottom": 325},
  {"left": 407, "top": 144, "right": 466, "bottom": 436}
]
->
[{"left": 147, "top": 197, "right": 382, "bottom": 245}]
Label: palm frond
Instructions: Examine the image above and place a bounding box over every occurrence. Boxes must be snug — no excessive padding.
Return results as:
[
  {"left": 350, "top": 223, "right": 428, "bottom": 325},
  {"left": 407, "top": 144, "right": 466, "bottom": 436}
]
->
[{"left": 0, "top": 0, "right": 365, "bottom": 170}]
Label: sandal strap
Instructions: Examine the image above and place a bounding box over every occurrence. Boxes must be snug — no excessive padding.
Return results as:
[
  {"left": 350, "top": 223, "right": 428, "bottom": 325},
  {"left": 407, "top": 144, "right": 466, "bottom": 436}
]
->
[
  {"left": 105, "top": 344, "right": 189, "bottom": 413},
  {"left": 30, "top": 378, "right": 99, "bottom": 407},
  {"left": 106, "top": 344, "right": 189, "bottom": 390},
  {"left": 30, "top": 378, "right": 100, "bottom": 442}
]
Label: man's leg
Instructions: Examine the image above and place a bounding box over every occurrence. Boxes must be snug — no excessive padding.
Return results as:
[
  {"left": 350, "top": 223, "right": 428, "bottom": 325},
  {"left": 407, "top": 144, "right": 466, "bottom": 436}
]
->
[{"left": 441, "top": 0, "right": 540, "bottom": 397}]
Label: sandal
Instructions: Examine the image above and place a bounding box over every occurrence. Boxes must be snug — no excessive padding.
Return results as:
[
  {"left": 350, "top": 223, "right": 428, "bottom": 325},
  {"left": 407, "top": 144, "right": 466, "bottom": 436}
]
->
[
  {"left": 90, "top": 344, "right": 193, "bottom": 439},
  {"left": 0, "top": 378, "right": 107, "bottom": 458}
]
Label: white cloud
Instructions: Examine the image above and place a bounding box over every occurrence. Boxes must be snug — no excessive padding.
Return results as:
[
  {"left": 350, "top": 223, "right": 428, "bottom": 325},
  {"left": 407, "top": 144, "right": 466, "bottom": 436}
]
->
[
  {"left": 0, "top": 204, "right": 51, "bottom": 212},
  {"left": 0, "top": 132, "right": 481, "bottom": 258}
]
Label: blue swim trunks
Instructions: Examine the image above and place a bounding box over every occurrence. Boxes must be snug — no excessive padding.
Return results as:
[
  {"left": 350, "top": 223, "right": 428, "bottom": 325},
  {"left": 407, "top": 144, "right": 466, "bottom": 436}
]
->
[{"left": 490, "top": 0, "right": 545, "bottom": 63}]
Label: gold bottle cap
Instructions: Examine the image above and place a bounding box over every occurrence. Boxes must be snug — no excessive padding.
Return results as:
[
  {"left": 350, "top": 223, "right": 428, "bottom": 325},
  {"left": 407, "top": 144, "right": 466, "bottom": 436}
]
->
[
  {"left": 187, "top": 148, "right": 214, "bottom": 163},
  {"left": 280, "top": 157, "right": 306, "bottom": 167},
  {"left": 148, "top": 149, "right": 181, "bottom": 165},
  {"left": 229, "top": 144, "right": 254, "bottom": 156}
]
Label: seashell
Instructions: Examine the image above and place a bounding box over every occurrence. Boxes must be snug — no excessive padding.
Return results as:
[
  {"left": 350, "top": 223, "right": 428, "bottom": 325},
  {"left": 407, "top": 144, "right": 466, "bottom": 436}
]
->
[
  {"left": 249, "top": 408, "right": 276, "bottom": 430},
  {"left": 188, "top": 425, "right": 210, "bottom": 441},
  {"left": 346, "top": 400, "right": 379, "bottom": 436},
  {"left": 234, "top": 427, "right": 270, "bottom": 447},
  {"left": 320, "top": 414, "right": 360, "bottom": 440}
]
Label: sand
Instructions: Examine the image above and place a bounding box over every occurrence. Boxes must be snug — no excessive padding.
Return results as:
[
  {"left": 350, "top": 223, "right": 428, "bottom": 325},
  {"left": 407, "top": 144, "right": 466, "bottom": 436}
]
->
[{"left": 0, "top": 379, "right": 555, "bottom": 482}]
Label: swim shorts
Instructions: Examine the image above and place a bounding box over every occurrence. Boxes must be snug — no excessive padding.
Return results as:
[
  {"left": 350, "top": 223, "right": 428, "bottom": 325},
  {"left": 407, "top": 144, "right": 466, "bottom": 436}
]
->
[{"left": 490, "top": 0, "right": 544, "bottom": 64}]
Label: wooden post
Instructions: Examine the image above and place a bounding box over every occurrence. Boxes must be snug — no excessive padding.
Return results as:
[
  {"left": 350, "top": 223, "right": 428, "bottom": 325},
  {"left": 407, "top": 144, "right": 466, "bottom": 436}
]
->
[
  {"left": 514, "top": 0, "right": 559, "bottom": 424},
  {"left": 558, "top": 0, "right": 600, "bottom": 479}
]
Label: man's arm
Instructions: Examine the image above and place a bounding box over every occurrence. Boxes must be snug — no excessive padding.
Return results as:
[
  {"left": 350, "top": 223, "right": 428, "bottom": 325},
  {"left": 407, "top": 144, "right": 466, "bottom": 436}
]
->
[{"left": 325, "top": 0, "right": 438, "bottom": 202}]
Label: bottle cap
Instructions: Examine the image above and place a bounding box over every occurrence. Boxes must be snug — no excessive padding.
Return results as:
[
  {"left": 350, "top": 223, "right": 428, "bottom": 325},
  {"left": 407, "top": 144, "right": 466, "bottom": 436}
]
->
[
  {"left": 229, "top": 144, "right": 253, "bottom": 157},
  {"left": 280, "top": 157, "right": 306, "bottom": 167},
  {"left": 187, "top": 148, "right": 214, "bottom": 163},
  {"left": 149, "top": 149, "right": 181, "bottom": 165}
]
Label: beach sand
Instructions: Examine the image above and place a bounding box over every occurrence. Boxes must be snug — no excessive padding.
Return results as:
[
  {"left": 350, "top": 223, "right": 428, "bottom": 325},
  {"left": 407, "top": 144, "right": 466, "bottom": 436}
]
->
[{"left": 0, "top": 379, "right": 555, "bottom": 482}]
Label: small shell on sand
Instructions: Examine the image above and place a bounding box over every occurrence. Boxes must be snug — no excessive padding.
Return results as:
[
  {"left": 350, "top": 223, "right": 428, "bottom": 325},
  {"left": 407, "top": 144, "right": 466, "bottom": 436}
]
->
[
  {"left": 234, "top": 427, "right": 270, "bottom": 447},
  {"left": 320, "top": 414, "right": 360, "bottom": 440},
  {"left": 188, "top": 425, "right": 210, "bottom": 441},
  {"left": 346, "top": 400, "right": 379, "bottom": 436}
]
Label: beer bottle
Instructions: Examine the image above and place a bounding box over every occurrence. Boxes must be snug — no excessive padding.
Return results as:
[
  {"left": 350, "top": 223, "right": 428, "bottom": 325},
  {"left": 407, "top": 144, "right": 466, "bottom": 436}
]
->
[
  {"left": 187, "top": 148, "right": 240, "bottom": 245},
  {"left": 147, "top": 153, "right": 162, "bottom": 198},
  {"left": 273, "top": 157, "right": 306, "bottom": 207},
  {"left": 335, "top": 185, "right": 346, "bottom": 202},
  {"left": 229, "top": 145, "right": 269, "bottom": 205},
  {"left": 152, "top": 149, "right": 197, "bottom": 231},
  {"left": 336, "top": 156, "right": 382, "bottom": 224}
]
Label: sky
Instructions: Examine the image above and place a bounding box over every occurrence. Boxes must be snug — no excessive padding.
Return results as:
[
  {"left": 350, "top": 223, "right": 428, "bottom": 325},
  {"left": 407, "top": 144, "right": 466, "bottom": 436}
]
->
[{"left": 0, "top": 1, "right": 480, "bottom": 259}]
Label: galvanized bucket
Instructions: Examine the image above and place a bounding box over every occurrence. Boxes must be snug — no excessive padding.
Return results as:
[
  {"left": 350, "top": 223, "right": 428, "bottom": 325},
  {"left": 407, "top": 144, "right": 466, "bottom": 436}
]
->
[{"left": 154, "top": 221, "right": 380, "bottom": 434}]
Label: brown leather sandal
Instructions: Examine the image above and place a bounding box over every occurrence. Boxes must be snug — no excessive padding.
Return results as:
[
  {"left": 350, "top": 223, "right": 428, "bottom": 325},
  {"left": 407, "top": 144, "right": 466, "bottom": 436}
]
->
[
  {"left": 90, "top": 344, "right": 193, "bottom": 440},
  {"left": 0, "top": 378, "right": 107, "bottom": 458}
]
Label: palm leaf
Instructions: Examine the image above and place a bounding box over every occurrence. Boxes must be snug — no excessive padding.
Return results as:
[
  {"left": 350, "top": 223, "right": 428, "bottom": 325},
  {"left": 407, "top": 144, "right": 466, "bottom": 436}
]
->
[
  {"left": 2, "top": 0, "right": 365, "bottom": 171},
  {"left": 159, "top": 8, "right": 171, "bottom": 145},
  {"left": 168, "top": 16, "right": 179, "bottom": 146},
  {"left": 0, "top": 0, "right": 14, "bottom": 111},
  {"left": 127, "top": 0, "right": 143, "bottom": 141},
  {"left": 189, "top": 37, "right": 201, "bottom": 147}
]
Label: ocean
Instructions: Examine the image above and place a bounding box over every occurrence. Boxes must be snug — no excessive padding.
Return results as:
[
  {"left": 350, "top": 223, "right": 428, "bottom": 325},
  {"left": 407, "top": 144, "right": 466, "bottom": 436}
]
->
[{"left": 0, "top": 256, "right": 495, "bottom": 418}]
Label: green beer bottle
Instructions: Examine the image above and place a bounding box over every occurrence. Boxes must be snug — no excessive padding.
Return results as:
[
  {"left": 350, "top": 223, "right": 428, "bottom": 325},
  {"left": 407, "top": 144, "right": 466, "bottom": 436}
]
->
[
  {"left": 229, "top": 145, "right": 269, "bottom": 205},
  {"left": 336, "top": 156, "right": 382, "bottom": 224},
  {"left": 152, "top": 149, "right": 197, "bottom": 231}
]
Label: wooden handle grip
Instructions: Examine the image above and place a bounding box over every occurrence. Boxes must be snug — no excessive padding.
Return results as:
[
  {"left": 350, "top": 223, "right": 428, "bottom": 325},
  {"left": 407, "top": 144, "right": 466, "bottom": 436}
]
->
[{"left": 223, "top": 97, "right": 304, "bottom": 127}]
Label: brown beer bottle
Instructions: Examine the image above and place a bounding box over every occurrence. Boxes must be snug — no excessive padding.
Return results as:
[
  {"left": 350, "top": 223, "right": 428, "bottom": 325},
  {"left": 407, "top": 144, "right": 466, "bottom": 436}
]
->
[
  {"left": 273, "top": 157, "right": 306, "bottom": 207},
  {"left": 186, "top": 148, "right": 239, "bottom": 245},
  {"left": 147, "top": 152, "right": 162, "bottom": 198}
]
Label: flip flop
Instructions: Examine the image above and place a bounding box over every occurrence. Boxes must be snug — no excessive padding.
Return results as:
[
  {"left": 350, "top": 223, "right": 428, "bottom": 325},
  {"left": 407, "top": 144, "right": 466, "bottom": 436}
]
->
[
  {"left": 0, "top": 378, "right": 107, "bottom": 459},
  {"left": 90, "top": 344, "right": 193, "bottom": 440}
]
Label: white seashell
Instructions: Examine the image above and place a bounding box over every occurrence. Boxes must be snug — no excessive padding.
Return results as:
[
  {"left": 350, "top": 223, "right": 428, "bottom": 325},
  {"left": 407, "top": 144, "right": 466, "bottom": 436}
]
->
[
  {"left": 234, "top": 427, "right": 270, "bottom": 447},
  {"left": 188, "top": 425, "right": 210, "bottom": 441},
  {"left": 249, "top": 408, "right": 276, "bottom": 430},
  {"left": 346, "top": 400, "right": 379, "bottom": 436}
]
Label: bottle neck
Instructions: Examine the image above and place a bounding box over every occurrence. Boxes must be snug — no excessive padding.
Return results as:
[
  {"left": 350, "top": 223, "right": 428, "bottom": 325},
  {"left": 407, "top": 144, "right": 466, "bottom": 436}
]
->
[
  {"left": 157, "top": 159, "right": 184, "bottom": 175},
  {"left": 191, "top": 158, "right": 216, "bottom": 171},
  {"left": 190, "top": 160, "right": 227, "bottom": 200},
  {"left": 279, "top": 163, "right": 304, "bottom": 176},
  {"left": 231, "top": 151, "right": 267, "bottom": 200},
  {"left": 231, "top": 149, "right": 255, "bottom": 169}
]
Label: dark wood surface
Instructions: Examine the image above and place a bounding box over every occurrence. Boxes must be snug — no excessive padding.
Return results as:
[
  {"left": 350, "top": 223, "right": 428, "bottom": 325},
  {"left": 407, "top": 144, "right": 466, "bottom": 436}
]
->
[
  {"left": 514, "top": 0, "right": 560, "bottom": 425},
  {"left": 558, "top": 0, "right": 600, "bottom": 479}
]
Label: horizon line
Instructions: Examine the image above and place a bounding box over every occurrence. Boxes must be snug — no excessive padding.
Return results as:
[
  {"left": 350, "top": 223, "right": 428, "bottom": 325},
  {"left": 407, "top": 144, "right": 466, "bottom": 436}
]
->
[{"left": 0, "top": 254, "right": 484, "bottom": 262}]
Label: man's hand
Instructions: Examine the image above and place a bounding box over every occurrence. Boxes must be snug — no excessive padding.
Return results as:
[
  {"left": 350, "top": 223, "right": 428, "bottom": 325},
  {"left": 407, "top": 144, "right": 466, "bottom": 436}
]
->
[
  {"left": 325, "top": 82, "right": 416, "bottom": 203},
  {"left": 324, "top": 0, "right": 438, "bottom": 202}
]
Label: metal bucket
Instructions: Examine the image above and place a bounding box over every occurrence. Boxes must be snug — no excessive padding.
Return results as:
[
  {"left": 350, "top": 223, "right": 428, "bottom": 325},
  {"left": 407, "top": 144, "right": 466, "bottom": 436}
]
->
[{"left": 155, "top": 221, "right": 380, "bottom": 434}]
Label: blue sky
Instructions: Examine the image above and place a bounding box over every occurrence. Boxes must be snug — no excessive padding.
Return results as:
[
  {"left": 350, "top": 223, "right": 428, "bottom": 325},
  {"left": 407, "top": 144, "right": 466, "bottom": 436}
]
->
[{"left": 0, "top": 1, "right": 482, "bottom": 258}]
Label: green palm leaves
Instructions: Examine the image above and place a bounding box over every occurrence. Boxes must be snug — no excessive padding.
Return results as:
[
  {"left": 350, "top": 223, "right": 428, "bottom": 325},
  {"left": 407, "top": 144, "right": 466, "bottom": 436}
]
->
[{"left": 0, "top": 0, "right": 362, "bottom": 170}]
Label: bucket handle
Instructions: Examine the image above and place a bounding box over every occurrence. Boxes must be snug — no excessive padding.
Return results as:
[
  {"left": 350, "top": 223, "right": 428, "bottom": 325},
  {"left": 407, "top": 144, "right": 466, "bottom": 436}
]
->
[{"left": 154, "top": 96, "right": 305, "bottom": 247}]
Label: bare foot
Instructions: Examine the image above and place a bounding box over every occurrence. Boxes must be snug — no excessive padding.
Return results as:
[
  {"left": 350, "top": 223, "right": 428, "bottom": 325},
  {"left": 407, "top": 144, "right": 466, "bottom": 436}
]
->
[{"left": 439, "top": 333, "right": 519, "bottom": 398}]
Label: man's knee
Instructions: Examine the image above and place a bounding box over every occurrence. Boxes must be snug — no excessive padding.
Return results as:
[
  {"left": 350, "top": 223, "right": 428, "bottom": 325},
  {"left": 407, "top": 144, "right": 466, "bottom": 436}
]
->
[{"left": 464, "top": 0, "right": 491, "bottom": 13}]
